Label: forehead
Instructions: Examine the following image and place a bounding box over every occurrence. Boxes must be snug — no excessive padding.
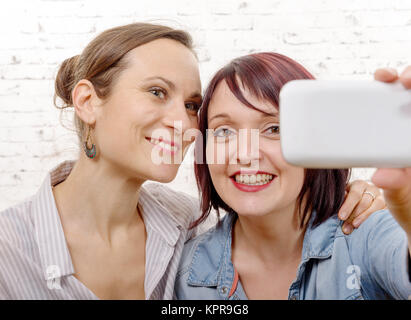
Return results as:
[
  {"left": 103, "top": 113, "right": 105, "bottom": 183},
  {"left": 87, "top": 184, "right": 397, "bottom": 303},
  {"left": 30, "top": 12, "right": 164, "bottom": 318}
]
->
[
  {"left": 121, "top": 38, "right": 201, "bottom": 87},
  {"left": 208, "top": 80, "right": 278, "bottom": 121}
]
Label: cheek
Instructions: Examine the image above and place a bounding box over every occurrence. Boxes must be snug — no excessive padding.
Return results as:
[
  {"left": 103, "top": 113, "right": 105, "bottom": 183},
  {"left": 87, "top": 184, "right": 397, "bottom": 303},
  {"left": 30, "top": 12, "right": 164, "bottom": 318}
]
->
[
  {"left": 96, "top": 99, "right": 156, "bottom": 154},
  {"left": 208, "top": 163, "right": 227, "bottom": 194},
  {"left": 98, "top": 99, "right": 136, "bottom": 135},
  {"left": 280, "top": 165, "right": 305, "bottom": 199},
  {"left": 206, "top": 140, "right": 222, "bottom": 165},
  {"left": 190, "top": 117, "right": 199, "bottom": 130},
  {"left": 265, "top": 142, "right": 305, "bottom": 193},
  {"left": 206, "top": 139, "right": 236, "bottom": 166},
  {"left": 272, "top": 143, "right": 287, "bottom": 164},
  {"left": 94, "top": 105, "right": 125, "bottom": 147},
  {"left": 267, "top": 140, "right": 297, "bottom": 172},
  {"left": 182, "top": 119, "right": 200, "bottom": 146},
  {"left": 206, "top": 142, "right": 227, "bottom": 178}
]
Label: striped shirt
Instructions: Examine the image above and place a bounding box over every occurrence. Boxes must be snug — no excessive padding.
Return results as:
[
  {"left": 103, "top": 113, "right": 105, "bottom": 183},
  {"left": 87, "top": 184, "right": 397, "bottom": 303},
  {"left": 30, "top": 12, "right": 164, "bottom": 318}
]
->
[{"left": 0, "top": 161, "right": 200, "bottom": 300}]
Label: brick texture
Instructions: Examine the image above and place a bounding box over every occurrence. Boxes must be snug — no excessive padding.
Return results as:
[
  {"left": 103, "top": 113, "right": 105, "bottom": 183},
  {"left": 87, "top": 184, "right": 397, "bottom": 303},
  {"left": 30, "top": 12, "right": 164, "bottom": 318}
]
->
[{"left": 1, "top": 0, "right": 410, "bottom": 210}]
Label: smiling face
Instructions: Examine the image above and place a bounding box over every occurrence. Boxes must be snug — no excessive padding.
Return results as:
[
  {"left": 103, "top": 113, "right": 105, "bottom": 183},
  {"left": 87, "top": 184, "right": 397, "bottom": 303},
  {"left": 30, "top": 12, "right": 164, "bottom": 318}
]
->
[
  {"left": 206, "top": 80, "right": 305, "bottom": 217},
  {"left": 93, "top": 38, "right": 202, "bottom": 183}
]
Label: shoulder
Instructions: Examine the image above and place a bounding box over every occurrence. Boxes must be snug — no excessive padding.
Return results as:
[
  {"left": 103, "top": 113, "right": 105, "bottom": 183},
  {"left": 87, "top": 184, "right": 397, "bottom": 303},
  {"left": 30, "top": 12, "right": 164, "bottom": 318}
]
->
[
  {"left": 142, "top": 182, "right": 200, "bottom": 229},
  {"left": 175, "top": 226, "right": 221, "bottom": 299},
  {"left": 178, "top": 226, "right": 219, "bottom": 274},
  {"left": 337, "top": 209, "right": 407, "bottom": 261},
  {"left": 305, "top": 210, "right": 402, "bottom": 259},
  {"left": 356, "top": 209, "right": 398, "bottom": 228},
  {"left": 177, "top": 214, "right": 231, "bottom": 278},
  {"left": 0, "top": 198, "right": 35, "bottom": 245},
  {"left": 0, "top": 198, "right": 33, "bottom": 240},
  {"left": 175, "top": 215, "right": 233, "bottom": 299},
  {"left": 342, "top": 209, "right": 403, "bottom": 242}
]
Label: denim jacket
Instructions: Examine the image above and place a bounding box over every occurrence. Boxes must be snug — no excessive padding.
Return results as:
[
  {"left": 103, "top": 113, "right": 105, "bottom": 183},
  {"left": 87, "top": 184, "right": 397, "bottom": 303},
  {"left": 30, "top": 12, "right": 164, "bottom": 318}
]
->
[{"left": 174, "top": 209, "right": 411, "bottom": 300}]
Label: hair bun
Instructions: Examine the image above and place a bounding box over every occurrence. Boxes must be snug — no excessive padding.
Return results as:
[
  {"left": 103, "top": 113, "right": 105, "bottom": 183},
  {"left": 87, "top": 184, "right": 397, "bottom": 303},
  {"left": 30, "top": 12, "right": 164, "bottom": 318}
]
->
[{"left": 54, "top": 55, "right": 80, "bottom": 108}]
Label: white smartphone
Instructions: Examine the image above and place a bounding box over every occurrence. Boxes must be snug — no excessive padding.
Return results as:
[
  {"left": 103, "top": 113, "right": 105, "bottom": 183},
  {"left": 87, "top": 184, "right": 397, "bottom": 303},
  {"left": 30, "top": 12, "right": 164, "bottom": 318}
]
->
[{"left": 279, "top": 80, "right": 411, "bottom": 168}]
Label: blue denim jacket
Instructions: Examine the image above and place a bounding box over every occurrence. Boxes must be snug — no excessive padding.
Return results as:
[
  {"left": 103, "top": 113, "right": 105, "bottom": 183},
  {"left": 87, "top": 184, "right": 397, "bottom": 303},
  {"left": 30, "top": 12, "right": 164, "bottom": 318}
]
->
[{"left": 174, "top": 210, "right": 411, "bottom": 300}]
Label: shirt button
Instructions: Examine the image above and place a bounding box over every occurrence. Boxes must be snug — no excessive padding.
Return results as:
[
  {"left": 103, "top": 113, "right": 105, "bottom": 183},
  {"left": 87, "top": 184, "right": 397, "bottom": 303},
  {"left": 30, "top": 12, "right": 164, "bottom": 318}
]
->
[{"left": 220, "top": 287, "right": 228, "bottom": 294}]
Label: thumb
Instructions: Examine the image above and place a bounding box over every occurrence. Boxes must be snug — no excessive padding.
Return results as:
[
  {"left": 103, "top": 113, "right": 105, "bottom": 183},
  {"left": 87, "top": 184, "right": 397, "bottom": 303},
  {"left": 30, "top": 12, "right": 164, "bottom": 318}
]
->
[
  {"left": 372, "top": 168, "right": 410, "bottom": 190},
  {"left": 372, "top": 168, "right": 411, "bottom": 233}
]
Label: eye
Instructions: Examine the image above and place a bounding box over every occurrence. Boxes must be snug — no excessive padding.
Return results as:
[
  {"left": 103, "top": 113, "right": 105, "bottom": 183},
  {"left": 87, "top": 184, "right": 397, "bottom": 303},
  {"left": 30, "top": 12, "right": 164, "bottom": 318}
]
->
[
  {"left": 185, "top": 102, "right": 201, "bottom": 115},
  {"left": 149, "top": 87, "right": 166, "bottom": 99},
  {"left": 213, "top": 127, "right": 236, "bottom": 138},
  {"left": 262, "top": 125, "right": 280, "bottom": 136}
]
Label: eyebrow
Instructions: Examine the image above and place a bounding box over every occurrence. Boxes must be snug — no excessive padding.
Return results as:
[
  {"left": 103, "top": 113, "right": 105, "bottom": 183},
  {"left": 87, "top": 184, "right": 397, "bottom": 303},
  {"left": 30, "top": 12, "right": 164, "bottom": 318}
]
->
[
  {"left": 208, "top": 113, "right": 231, "bottom": 123},
  {"left": 208, "top": 111, "right": 279, "bottom": 124},
  {"left": 143, "top": 76, "right": 202, "bottom": 100},
  {"left": 144, "top": 76, "right": 175, "bottom": 89}
]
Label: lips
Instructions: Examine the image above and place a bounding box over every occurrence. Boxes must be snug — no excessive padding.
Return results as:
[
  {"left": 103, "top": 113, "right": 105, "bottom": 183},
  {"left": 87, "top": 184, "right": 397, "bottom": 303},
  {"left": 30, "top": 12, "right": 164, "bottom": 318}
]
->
[
  {"left": 145, "top": 137, "right": 180, "bottom": 155},
  {"left": 230, "top": 171, "right": 276, "bottom": 192}
]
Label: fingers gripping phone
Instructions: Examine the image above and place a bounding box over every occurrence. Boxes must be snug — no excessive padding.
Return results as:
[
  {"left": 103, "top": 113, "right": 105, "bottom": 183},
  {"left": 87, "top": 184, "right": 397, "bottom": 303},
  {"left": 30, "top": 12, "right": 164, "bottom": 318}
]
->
[{"left": 279, "top": 80, "right": 411, "bottom": 168}]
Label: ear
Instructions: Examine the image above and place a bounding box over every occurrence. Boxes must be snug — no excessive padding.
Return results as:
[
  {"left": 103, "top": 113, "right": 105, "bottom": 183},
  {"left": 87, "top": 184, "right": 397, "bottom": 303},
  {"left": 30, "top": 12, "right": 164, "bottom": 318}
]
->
[{"left": 72, "top": 79, "right": 101, "bottom": 125}]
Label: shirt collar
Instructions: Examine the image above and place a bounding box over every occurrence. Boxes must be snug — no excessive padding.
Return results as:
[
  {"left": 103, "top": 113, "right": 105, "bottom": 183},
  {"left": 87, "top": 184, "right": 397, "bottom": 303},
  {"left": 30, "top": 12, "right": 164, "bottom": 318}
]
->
[
  {"left": 187, "top": 211, "right": 342, "bottom": 287},
  {"left": 32, "top": 161, "right": 183, "bottom": 282},
  {"left": 138, "top": 185, "right": 182, "bottom": 247},
  {"left": 32, "top": 160, "right": 76, "bottom": 281}
]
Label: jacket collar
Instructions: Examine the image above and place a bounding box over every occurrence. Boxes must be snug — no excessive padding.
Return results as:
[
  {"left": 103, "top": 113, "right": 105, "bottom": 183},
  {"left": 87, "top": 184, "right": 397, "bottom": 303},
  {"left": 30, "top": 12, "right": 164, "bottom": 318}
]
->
[
  {"left": 187, "top": 211, "right": 342, "bottom": 287},
  {"left": 302, "top": 212, "right": 342, "bottom": 261},
  {"left": 187, "top": 213, "right": 236, "bottom": 288},
  {"left": 32, "top": 161, "right": 76, "bottom": 281}
]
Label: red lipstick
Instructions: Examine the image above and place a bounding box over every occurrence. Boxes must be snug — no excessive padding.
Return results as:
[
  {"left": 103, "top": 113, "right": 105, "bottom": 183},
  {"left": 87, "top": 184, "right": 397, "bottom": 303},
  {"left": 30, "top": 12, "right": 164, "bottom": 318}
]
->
[{"left": 230, "top": 171, "right": 276, "bottom": 193}]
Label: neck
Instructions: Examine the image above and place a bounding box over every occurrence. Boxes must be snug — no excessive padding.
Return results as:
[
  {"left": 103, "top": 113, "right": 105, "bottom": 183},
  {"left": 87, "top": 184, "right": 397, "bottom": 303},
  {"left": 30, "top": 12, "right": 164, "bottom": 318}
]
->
[
  {"left": 52, "top": 156, "right": 145, "bottom": 245},
  {"left": 233, "top": 204, "right": 307, "bottom": 263}
]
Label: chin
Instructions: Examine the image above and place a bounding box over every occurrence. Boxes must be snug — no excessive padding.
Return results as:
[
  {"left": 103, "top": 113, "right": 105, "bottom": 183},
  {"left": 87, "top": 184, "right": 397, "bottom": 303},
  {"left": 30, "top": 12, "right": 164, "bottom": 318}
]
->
[
  {"left": 149, "top": 166, "right": 179, "bottom": 183},
  {"left": 223, "top": 195, "right": 279, "bottom": 217},
  {"left": 222, "top": 200, "right": 262, "bottom": 216},
  {"left": 153, "top": 175, "right": 176, "bottom": 183},
  {"left": 233, "top": 207, "right": 272, "bottom": 218}
]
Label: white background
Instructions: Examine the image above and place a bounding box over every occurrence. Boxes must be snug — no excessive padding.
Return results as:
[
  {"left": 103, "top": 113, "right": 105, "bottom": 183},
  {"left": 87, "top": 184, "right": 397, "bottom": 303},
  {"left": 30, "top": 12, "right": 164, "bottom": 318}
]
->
[{"left": 1, "top": 0, "right": 411, "bottom": 211}]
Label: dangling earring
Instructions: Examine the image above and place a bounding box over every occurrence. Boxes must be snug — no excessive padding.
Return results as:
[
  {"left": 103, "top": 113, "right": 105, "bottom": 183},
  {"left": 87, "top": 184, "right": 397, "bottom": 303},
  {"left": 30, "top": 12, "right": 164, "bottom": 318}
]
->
[{"left": 84, "top": 126, "right": 97, "bottom": 159}]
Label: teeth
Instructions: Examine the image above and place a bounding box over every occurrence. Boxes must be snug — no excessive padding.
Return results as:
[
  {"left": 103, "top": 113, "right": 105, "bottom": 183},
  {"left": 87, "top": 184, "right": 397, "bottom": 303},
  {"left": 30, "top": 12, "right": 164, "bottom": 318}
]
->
[
  {"left": 149, "top": 138, "right": 177, "bottom": 152},
  {"left": 159, "top": 141, "right": 177, "bottom": 152},
  {"left": 234, "top": 174, "right": 274, "bottom": 186}
]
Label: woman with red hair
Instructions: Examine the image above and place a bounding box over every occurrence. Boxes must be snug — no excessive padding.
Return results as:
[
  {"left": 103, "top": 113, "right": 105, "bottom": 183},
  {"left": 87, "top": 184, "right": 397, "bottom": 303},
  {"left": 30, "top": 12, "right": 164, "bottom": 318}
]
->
[{"left": 174, "top": 53, "right": 411, "bottom": 300}]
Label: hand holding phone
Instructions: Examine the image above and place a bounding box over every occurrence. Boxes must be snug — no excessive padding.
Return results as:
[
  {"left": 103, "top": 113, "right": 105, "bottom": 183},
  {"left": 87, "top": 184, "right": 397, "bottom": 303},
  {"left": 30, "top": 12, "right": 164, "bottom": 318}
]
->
[{"left": 371, "top": 67, "right": 411, "bottom": 250}]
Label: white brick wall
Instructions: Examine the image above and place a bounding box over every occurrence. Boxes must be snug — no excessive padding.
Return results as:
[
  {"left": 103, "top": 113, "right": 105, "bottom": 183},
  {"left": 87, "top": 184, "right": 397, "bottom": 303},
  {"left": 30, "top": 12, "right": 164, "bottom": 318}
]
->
[{"left": 1, "top": 0, "right": 411, "bottom": 211}]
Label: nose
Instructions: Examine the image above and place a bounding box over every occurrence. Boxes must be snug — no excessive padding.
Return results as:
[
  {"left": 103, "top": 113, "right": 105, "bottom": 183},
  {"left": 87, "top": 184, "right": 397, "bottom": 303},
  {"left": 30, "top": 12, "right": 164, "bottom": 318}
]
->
[
  {"left": 162, "top": 98, "right": 193, "bottom": 136},
  {"left": 235, "top": 128, "right": 261, "bottom": 166}
]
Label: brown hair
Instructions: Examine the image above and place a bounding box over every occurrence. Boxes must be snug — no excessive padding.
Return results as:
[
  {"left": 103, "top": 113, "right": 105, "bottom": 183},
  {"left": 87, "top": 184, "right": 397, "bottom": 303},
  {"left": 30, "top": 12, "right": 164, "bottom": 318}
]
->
[
  {"left": 54, "top": 22, "right": 195, "bottom": 141},
  {"left": 192, "top": 52, "right": 351, "bottom": 229}
]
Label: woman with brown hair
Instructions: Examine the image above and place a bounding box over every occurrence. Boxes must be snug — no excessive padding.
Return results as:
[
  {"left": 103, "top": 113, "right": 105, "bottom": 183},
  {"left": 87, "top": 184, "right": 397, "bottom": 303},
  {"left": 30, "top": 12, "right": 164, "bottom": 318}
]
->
[
  {"left": 0, "top": 23, "right": 384, "bottom": 300},
  {"left": 0, "top": 23, "right": 203, "bottom": 300}
]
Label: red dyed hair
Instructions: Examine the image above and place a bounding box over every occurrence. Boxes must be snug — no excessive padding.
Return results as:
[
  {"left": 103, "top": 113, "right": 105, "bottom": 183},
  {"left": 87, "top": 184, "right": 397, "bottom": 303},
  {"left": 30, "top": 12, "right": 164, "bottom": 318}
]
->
[{"left": 192, "top": 52, "right": 350, "bottom": 229}]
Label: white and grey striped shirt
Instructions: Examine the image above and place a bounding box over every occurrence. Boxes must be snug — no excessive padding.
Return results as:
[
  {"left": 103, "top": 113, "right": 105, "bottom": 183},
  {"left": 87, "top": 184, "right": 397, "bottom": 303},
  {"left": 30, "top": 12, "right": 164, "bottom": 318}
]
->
[{"left": 0, "top": 161, "right": 200, "bottom": 300}]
